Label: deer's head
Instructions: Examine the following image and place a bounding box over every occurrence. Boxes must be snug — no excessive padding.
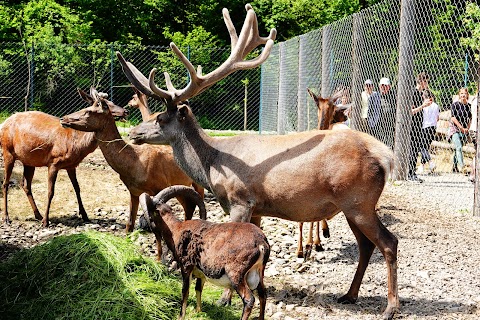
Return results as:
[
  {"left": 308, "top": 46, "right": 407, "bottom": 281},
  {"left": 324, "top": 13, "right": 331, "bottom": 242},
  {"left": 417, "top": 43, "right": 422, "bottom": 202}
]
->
[{"left": 61, "top": 87, "right": 127, "bottom": 132}]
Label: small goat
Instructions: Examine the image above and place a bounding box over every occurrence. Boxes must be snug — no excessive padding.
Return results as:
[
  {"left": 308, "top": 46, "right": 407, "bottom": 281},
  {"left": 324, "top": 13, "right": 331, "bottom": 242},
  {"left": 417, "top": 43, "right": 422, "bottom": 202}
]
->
[
  {"left": 139, "top": 185, "right": 269, "bottom": 320},
  {"left": 1, "top": 88, "right": 126, "bottom": 226},
  {"left": 60, "top": 89, "right": 205, "bottom": 258}
]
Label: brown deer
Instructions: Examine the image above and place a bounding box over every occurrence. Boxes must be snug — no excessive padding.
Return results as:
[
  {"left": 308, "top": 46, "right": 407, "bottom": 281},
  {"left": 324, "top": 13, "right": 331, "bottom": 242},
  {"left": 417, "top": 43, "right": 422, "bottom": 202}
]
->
[
  {"left": 140, "top": 186, "right": 269, "bottom": 320},
  {"left": 127, "top": 87, "right": 154, "bottom": 121},
  {"left": 60, "top": 90, "right": 205, "bottom": 259},
  {"left": 296, "top": 88, "right": 351, "bottom": 259},
  {"left": 117, "top": 4, "right": 399, "bottom": 319},
  {"left": 1, "top": 88, "right": 127, "bottom": 227}
]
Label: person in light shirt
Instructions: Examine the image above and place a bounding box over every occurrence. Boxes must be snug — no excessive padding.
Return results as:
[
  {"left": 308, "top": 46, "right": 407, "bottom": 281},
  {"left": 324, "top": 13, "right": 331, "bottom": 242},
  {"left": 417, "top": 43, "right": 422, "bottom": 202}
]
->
[{"left": 417, "top": 89, "right": 439, "bottom": 174}]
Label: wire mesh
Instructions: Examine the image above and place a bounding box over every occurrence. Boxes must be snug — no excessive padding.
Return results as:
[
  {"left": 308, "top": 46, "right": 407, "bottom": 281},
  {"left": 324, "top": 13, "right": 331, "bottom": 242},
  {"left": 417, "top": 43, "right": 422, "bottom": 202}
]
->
[
  {"left": 0, "top": 43, "right": 262, "bottom": 131},
  {"left": 259, "top": 0, "right": 478, "bottom": 213}
]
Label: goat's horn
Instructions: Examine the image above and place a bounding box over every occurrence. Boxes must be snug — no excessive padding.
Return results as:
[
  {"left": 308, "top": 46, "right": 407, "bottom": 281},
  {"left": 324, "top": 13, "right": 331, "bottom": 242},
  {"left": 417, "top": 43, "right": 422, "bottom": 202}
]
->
[
  {"left": 139, "top": 193, "right": 155, "bottom": 227},
  {"left": 152, "top": 186, "right": 206, "bottom": 218}
]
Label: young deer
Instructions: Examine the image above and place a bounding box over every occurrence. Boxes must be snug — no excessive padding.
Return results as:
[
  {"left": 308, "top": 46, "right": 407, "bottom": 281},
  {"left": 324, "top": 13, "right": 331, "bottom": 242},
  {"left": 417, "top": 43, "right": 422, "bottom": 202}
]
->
[
  {"left": 1, "top": 88, "right": 126, "bottom": 227},
  {"left": 60, "top": 90, "right": 205, "bottom": 259},
  {"left": 296, "top": 88, "right": 351, "bottom": 259},
  {"left": 118, "top": 4, "right": 398, "bottom": 319},
  {"left": 127, "top": 87, "right": 154, "bottom": 121},
  {"left": 140, "top": 186, "right": 269, "bottom": 320}
]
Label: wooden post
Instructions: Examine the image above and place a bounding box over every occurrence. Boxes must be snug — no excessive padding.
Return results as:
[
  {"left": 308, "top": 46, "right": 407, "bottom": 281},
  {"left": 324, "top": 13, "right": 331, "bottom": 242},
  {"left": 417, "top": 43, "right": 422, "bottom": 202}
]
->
[{"left": 393, "top": 0, "right": 415, "bottom": 181}]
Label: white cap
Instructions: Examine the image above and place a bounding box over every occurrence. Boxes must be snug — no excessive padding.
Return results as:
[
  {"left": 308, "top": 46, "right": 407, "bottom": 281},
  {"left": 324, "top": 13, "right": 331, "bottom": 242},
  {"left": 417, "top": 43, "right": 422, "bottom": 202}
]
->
[
  {"left": 379, "top": 77, "right": 391, "bottom": 86},
  {"left": 364, "top": 79, "right": 373, "bottom": 85}
]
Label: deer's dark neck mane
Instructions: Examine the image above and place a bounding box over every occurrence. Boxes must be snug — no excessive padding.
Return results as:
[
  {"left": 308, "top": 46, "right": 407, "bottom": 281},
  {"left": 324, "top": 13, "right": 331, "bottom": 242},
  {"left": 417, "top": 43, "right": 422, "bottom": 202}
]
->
[{"left": 169, "top": 115, "right": 219, "bottom": 192}]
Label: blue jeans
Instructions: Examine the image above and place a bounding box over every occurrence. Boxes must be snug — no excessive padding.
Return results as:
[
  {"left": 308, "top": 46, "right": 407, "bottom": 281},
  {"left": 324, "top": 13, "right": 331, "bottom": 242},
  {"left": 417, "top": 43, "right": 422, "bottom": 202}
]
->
[{"left": 451, "top": 132, "right": 467, "bottom": 169}]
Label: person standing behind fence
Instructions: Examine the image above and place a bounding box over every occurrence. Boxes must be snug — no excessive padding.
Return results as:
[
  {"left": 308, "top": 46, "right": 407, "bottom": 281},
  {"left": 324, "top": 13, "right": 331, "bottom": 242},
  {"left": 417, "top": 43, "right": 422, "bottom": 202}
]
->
[
  {"left": 367, "top": 77, "right": 395, "bottom": 148},
  {"left": 408, "top": 72, "right": 432, "bottom": 182},
  {"left": 447, "top": 87, "right": 473, "bottom": 176},
  {"left": 417, "top": 89, "right": 439, "bottom": 174},
  {"left": 361, "top": 79, "right": 374, "bottom": 132}
]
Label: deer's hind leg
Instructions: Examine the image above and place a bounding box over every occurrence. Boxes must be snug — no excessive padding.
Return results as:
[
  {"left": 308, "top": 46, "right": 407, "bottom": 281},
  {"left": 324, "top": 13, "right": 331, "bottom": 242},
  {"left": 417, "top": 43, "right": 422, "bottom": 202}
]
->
[
  {"left": 341, "top": 210, "right": 399, "bottom": 320},
  {"left": 22, "top": 166, "right": 43, "bottom": 221}
]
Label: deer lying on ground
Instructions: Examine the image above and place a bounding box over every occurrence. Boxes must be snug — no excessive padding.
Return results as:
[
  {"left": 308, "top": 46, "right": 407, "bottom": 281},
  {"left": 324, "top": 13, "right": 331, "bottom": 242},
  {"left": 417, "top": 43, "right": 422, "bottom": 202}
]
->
[
  {"left": 117, "top": 4, "right": 399, "bottom": 319},
  {"left": 0, "top": 88, "right": 126, "bottom": 227},
  {"left": 140, "top": 185, "right": 269, "bottom": 320},
  {"left": 60, "top": 89, "right": 205, "bottom": 259},
  {"left": 296, "top": 88, "right": 351, "bottom": 259}
]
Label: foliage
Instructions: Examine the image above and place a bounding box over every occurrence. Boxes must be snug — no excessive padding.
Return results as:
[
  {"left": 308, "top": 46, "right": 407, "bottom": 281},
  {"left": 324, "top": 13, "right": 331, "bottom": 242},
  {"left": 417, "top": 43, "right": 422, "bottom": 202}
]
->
[
  {"left": 461, "top": 2, "right": 480, "bottom": 60},
  {"left": 0, "top": 231, "right": 244, "bottom": 320},
  {"left": 251, "top": 0, "right": 361, "bottom": 41},
  {"left": 154, "top": 25, "right": 221, "bottom": 86}
]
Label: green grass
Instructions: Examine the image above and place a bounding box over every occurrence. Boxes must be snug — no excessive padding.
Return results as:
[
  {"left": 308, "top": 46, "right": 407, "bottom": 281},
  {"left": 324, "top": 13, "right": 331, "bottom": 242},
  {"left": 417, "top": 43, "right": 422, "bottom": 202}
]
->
[{"left": 0, "top": 231, "right": 244, "bottom": 320}]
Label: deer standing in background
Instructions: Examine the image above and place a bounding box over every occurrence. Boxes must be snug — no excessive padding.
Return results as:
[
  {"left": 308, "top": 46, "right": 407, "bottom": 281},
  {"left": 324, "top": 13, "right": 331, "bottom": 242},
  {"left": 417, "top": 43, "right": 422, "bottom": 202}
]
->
[
  {"left": 296, "top": 88, "right": 351, "bottom": 259},
  {"left": 118, "top": 4, "right": 399, "bottom": 319},
  {"left": 128, "top": 87, "right": 154, "bottom": 121},
  {"left": 0, "top": 88, "right": 127, "bottom": 227}
]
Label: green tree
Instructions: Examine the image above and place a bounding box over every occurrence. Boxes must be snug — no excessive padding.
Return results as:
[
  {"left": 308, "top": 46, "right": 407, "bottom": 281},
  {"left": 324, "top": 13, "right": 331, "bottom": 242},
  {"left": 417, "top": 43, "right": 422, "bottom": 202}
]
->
[{"left": 461, "top": 2, "right": 480, "bottom": 60}]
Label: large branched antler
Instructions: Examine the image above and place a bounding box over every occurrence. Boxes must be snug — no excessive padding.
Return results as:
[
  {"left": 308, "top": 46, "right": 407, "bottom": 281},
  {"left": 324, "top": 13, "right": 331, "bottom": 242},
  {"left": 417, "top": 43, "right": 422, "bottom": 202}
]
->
[{"left": 117, "top": 4, "right": 276, "bottom": 110}]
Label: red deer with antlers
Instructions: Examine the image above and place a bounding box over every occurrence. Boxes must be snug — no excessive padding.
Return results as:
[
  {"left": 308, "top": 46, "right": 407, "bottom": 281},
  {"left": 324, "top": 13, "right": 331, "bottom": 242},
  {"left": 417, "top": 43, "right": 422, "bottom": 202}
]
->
[
  {"left": 117, "top": 4, "right": 399, "bottom": 319},
  {"left": 1, "top": 88, "right": 127, "bottom": 227}
]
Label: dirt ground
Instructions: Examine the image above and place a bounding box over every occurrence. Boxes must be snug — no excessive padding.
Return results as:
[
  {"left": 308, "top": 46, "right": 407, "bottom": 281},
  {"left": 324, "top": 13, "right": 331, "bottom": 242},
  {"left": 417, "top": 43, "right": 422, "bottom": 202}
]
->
[{"left": 1, "top": 148, "right": 480, "bottom": 319}]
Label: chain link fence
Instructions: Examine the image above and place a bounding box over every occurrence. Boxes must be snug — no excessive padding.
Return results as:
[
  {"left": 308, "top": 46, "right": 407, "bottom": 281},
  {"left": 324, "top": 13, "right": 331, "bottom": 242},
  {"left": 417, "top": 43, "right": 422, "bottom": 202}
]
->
[
  {"left": 260, "top": 0, "right": 479, "bottom": 214},
  {"left": 0, "top": 43, "right": 262, "bottom": 131}
]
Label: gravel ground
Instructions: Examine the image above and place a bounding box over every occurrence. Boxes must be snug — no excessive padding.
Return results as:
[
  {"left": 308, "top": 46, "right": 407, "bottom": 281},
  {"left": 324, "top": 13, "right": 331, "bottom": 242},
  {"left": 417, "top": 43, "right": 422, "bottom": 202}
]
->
[{"left": 1, "top": 151, "right": 480, "bottom": 319}]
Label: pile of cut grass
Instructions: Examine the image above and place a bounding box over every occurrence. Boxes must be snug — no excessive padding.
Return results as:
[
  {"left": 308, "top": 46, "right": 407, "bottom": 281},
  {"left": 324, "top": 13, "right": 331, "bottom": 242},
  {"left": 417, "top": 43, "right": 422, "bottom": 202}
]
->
[{"left": 0, "top": 231, "right": 242, "bottom": 320}]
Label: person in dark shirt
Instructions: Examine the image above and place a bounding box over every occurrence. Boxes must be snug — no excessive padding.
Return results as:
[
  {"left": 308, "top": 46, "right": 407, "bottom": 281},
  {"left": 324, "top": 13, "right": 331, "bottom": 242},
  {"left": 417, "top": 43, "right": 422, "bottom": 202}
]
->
[
  {"left": 448, "top": 87, "right": 473, "bottom": 175},
  {"left": 408, "top": 72, "right": 432, "bottom": 182}
]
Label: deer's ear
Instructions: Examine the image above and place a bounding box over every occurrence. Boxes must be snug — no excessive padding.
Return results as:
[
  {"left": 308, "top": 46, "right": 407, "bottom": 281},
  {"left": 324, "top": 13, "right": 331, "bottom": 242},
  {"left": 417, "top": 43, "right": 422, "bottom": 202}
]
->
[
  {"left": 78, "top": 88, "right": 93, "bottom": 104},
  {"left": 307, "top": 88, "right": 319, "bottom": 106},
  {"left": 178, "top": 105, "right": 189, "bottom": 122}
]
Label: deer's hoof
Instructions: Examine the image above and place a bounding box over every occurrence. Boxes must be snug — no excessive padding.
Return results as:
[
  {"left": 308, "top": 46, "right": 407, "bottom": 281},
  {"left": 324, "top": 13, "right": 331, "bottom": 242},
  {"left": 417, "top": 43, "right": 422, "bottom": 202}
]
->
[
  {"left": 337, "top": 294, "right": 356, "bottom": 304},
  {"left": 216, "top": 297, "right": 232, "bottom": 306},
  {"left": 34, "top": 211, "right": 43, "bottom": 221},
  {"left": 382, "top": 305, "right": 399, "bottom": 320}
]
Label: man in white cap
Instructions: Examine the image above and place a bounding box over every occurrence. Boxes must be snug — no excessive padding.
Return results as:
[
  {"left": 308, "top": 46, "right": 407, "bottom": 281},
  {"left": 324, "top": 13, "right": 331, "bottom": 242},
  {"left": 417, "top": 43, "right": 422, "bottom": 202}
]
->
[{"left": 367, "top": 77, "right": 396, "bottom": 148}]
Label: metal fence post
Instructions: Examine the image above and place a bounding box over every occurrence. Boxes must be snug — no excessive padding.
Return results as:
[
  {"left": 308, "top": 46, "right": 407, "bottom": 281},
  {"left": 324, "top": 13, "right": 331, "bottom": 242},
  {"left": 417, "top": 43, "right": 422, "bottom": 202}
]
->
[
  {"left": 350, "top": 12, "right": 362, "bottom": 131},
  {"left": 321, "top": 26, "right": 331, "bottom": 97},
  {"left": 297, "top": 35, "right": 306, "bottom": 132},
  {"left": 393, "top": 0, "right": 415, "bottom": 181},
  {"left": 29, "top": 44, "right": 35, "bottom": 111},
  {"left": 277, "top": 42, "right": 286, "bottom": 134},
  {"left": 474, "top": 81, "right": 480, "bottom": 217},
  {"left": 110, "top": 43, "right": 114, "bottom": 100}
]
